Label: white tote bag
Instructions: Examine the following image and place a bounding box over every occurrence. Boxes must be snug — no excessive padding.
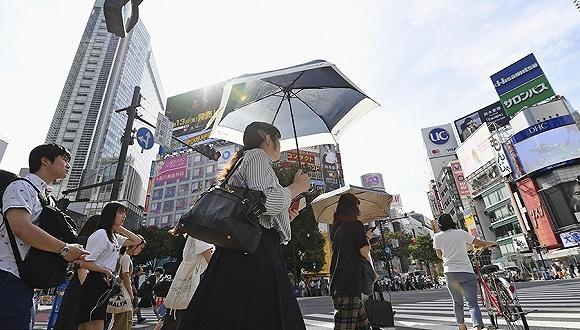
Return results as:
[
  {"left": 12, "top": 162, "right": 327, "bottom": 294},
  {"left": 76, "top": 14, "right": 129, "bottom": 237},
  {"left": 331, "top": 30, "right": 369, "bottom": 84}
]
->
[{"left": 164, "top": 238, "right": 210, "bottom": 310}]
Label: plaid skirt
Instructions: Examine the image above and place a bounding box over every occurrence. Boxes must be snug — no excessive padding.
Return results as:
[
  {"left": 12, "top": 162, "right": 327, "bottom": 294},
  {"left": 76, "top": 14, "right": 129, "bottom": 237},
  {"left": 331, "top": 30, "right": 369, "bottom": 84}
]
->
[{"left": 332, "top": 295, "right": 371, "bottom": 330}]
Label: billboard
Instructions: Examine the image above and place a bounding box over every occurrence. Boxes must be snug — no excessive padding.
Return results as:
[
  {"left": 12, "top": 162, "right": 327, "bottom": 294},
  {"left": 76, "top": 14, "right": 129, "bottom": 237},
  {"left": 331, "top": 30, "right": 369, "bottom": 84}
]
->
[
  {"left": 449, "top": 161, "right": 470, "bottom": 197},
  {"left": 321, "top": 145, "right": 341, "bottom": 191},
  {"left": 421, "top": 124, "right": 459, "bottom": 159},
  {"left": 456, "top": 125, "right": 495, "bottom": 178},
  {"left": 560, "top": 230, "right": 580, "bottom": 248},
  {"left": 454, "top": 102, "right": 509, "bottom": 142},
  {"left": 154, "top": 155, "right": 188, "bottom": 185},
  {"left": 499, "top": 75, "right": 555, "bottom": 117},
  {"left": 165, "top": 82, "right": 226, "bottom": 149},
  {"left": 541, "top": 181, "right": 580, "bottom": 231},
  {"left": 361, "top": 173, "right": 385, "bottom": 191},
  {"left": 490, "top": 54, "right": 555, "bottom": 117},
  {"left": 391, "top": 194, "right": 402, "bottom": 209},
  {"left": 287, "top": 150, "right": 317, "bottom": 166},
  {"left": 491, "top": 53, "right": 544, "bottom": 96},
  {"left": 509, "top": 115, "right": 580, "bottom": 178}
]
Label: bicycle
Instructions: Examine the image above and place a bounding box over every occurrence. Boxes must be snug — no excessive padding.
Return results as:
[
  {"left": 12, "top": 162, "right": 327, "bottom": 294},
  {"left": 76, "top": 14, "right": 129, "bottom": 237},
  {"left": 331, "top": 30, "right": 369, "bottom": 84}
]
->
[{"left": 470, "top": 248, "right": 530, "bottom": 330}]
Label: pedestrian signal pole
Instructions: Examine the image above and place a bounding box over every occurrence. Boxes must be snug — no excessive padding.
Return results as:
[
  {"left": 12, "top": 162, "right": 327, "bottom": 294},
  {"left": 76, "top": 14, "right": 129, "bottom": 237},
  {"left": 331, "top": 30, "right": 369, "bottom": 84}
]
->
[{"left": 110, "top": 86, "right": 141, "bottom": 201}]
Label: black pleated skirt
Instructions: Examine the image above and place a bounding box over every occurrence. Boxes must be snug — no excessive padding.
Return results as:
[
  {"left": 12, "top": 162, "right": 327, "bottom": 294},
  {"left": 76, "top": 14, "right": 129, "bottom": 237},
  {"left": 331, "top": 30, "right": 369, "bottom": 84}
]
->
[
  {"left": 177, "top": 227, "right": 306, "bottom": 330},
  {"left": 76, "top": 271, "right": 112, "bottom": 324}
]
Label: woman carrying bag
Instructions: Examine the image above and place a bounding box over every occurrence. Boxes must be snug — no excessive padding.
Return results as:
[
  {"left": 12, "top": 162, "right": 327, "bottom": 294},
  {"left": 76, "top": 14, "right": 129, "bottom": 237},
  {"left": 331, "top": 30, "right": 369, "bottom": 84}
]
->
[
  {"left": 159, "top": 226, "right": 212, "bottom": 330},
  {"left": 75, "top": 201, "right": 143, "bottom": 330},
  {"left": 178, "top": 121, "right": 310, "bottom": 330},
  {"left": 329, "top": 193, "right": 374, "bottom": 330}
]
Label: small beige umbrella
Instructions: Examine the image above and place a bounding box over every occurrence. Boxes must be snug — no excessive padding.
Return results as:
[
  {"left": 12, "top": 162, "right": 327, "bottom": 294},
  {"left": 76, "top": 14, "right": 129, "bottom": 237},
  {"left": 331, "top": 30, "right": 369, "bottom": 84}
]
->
[{"left": 311, "top": 185, "right": 392, "bottom": 224}]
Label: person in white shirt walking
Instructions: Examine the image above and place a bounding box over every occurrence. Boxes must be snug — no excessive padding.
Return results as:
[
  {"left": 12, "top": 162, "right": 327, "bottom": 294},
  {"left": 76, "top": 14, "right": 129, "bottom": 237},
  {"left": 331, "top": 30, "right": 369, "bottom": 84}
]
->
[
  {"left": 432, "top": 214, "right": 496, "bottom": 330},
  {"left": 75, "top": 201, "right": 143, "bottom": 330}
]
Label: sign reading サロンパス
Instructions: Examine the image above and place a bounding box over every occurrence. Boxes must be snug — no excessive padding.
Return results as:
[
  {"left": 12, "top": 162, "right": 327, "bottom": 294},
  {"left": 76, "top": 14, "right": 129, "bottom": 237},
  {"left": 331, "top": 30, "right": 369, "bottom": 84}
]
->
[
  {"left": 490, "top": 53, "right": 555, "bottom": 117},
  {"left": 499, "top": 75, "right": 555, "bottom": 117}
]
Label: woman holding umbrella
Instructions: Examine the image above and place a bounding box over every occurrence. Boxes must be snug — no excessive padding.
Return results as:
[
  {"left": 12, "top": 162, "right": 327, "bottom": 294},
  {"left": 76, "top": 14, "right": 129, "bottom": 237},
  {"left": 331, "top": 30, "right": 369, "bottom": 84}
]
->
[
  {"left": 329, "top": 193, "right": 374, "bottom": 330},
  {"left": 178, "top": 121, "right": 310, "bottom": 330}
]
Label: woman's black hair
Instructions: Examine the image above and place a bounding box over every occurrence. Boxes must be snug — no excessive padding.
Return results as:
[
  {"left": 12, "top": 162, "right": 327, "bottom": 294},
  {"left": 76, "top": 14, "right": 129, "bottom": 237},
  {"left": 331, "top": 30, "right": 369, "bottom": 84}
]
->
[
  {"left": 28, "top": 144, "right": 71, "bottom": 173},
  {"left": 437, "top": 213, "right": 457, "bottom": 231},
  {"left": 333, "top": 193, "right": 360, "bottom": 224},
  {"left": 217, "top": 122, "right": 281, "bottom": 182},
  {"left": 78, "top": 215, "right": 101, "bottom": 247},
  {"left": 98, "top": 201, "right": 127, "bottom": 243}
]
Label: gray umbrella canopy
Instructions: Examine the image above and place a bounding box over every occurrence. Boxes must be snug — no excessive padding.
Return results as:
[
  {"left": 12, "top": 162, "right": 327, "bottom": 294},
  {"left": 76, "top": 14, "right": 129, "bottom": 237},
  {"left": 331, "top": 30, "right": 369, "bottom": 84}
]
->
[
  {"left": 311, "top": 185, "right": 392, "bottom": 224},
  {"left": 207, "top": 60, "right": 379, "bottom": 151}
]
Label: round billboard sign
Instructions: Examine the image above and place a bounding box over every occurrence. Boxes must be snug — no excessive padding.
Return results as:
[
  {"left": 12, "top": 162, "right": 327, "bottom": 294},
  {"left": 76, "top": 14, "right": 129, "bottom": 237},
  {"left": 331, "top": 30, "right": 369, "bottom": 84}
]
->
[{"left": 429, "top": 127, "right": 450, "bottom": 145}]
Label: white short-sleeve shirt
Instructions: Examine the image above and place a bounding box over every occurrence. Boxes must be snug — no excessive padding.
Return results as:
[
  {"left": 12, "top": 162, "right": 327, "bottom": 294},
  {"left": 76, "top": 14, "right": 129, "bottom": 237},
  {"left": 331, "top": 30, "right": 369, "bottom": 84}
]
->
[
  {"left": 0, "top": 174, "right": 48, "bottom": 277},
  {"left": 433, "top": 229, "right": 475, "bottom": 274},
  {"left": 85, "top": 229, "right": 127, "bottom": 272}
]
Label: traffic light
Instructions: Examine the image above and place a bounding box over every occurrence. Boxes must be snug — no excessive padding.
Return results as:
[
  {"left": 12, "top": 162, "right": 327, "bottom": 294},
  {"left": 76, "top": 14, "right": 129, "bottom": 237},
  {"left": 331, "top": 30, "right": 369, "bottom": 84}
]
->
[
  {"left": 197, "top": 145, "right": 221, "bottom": 161},
  {"left": 104, "top": 0, "right": 143, "bottom": 38}
]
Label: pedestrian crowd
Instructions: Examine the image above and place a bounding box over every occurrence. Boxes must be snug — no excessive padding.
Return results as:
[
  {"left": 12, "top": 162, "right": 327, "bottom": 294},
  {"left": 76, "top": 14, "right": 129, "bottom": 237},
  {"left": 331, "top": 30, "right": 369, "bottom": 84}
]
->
[{"left": 0, "top": 122, "right": 315, "bottom": 330}]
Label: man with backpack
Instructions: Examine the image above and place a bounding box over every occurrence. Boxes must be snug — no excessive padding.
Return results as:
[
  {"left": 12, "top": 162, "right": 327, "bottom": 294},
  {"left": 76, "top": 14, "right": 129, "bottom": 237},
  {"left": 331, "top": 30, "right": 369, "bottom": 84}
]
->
[{"left": 0, "top": 144, "right": 88, "bottom": 329}]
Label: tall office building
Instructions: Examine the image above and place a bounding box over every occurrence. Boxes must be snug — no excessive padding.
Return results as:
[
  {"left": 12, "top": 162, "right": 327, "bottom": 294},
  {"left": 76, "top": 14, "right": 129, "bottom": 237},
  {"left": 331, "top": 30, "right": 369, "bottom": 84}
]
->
[{"left": 45, "top": 0, "right": 164, "bottom": 208}]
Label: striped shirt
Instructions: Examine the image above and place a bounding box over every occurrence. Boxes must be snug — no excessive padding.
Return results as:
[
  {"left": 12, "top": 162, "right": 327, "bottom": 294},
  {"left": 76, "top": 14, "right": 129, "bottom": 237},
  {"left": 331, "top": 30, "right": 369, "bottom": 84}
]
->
[{"left": 226, "top": 148, "right": 292, "bottom": 244}]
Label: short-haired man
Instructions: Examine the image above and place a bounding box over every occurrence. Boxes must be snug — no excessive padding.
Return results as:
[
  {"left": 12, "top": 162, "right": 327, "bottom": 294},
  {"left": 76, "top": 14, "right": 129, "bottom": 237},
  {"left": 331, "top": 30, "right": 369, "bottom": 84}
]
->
[{"left": 0, "top": 144, "right": 88, "bottom": 329}]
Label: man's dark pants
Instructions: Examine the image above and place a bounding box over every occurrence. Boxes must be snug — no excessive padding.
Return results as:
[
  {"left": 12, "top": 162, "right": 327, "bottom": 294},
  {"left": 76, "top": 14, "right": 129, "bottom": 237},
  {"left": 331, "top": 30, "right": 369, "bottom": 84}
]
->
[{"left": 0, "top": 269, "right": 33, "bottom": 329}]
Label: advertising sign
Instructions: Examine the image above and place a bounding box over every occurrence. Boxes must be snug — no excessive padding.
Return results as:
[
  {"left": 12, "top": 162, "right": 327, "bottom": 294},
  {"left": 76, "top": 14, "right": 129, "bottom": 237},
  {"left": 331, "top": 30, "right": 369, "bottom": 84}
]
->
[
  {"left": 361, "top": 173, "right": 385, "bottom": 190},
  {"left": 509, "top": 115, "right": 580, "bottom": 178},
  {"left": 499, "top": 75, "right": 555, "bottom": 117},
  {"left": 464, "top": 214, "right": 478, "bottom": 237},
  {"left": 287, "top": 150, "right": 317, "bottom": 166},
  {"left": 391, "top": 194, "right": 402, "bottom": 209},
  {"left": 321, "top": 145, "right": 341, "bottom": 191},
  {"left": 165, "top": 82, "right": 225, "bottom": 151},
  {"left": 456, "top": 125, "right": 495, "bottom": 178},
  {"left": 489, "top": 131, "right": 512, "bottom": 177},
  {"left": 154, "top": 155, "right": 188, "bottom": 184},
  {"left": 541, "top": 181, "right": 580, "bottom": 230},
  {"left": 491, "top": 53, "right": 544, "bottom": 96},
  {"left": 421, "top": 124, "right": 459, "bottom": 159},
  {"left": 516, "top": 178, "right": 559, "bottom": 248},
  {"left": 454, "top": 102, "right": 509, "bottom": 142},
  {"left": 449, "top": 161, "right": 470, "bottom": 197},
  {"left": 560, "top": 230, "right": 580, "bottom": 248}
]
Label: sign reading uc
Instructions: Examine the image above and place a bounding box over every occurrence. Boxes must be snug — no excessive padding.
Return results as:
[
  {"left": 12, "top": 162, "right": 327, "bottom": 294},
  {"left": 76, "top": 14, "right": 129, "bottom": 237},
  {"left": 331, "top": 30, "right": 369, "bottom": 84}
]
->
[
  {"left": 136, "top": 127, "right": 155, "bottom": 150},
  {"left": 429, "top": 128, "right": 450, "bottom": 145}
]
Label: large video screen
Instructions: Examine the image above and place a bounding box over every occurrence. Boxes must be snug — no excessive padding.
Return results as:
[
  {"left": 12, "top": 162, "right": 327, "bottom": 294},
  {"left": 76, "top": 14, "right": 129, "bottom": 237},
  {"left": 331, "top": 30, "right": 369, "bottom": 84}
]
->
[
  {"left": 512, "top": 123, "right": 580, "bottom": 176},
  {"left": 541, "top": 181, "right": 580, "bottom": 233}
]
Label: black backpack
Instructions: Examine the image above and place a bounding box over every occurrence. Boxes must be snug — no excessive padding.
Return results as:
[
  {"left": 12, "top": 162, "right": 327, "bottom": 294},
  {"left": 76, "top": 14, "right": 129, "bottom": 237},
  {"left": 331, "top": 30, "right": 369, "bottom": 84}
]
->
[{"left": 0, "top": 171, "right": 79, "bottom": 289}]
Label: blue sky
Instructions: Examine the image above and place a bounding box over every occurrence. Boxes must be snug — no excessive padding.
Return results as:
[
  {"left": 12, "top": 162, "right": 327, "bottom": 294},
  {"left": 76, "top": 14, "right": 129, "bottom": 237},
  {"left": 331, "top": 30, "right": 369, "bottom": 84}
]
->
[{"left": 1, "top": 0, "right": 579, "bottom": 217}]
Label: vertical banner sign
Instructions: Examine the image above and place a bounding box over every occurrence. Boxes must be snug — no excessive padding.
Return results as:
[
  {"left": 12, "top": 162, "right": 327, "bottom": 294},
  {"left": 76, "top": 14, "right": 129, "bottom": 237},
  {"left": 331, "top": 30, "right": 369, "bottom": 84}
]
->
[
  {"left": 321, "top": 145, "right": 340, "bottom": 192},
  {"left": 155, "top": 113, "right": 174, "bottom": 148},
  {"left": 489, "top": 132, "right": 512, "bottom": 177},
  {"left": 449, "top": 161, "right": 470, "bottom": 197},
  {"left": 490, "top": 53, "right": 555, "bottom": 117}
]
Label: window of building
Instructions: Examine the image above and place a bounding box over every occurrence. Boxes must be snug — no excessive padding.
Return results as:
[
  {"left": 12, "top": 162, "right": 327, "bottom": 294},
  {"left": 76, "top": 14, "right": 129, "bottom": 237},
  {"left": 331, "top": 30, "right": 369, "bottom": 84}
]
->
[
  {"left": 178, "top": 183, "right": 189, "bottom": 196},
  {"left": 192, "top": 168, "right": 201, "bottom": 176},
  {"left": 148, "top": 217, "right": 156, "bottom": 226},
  {"left": 165, "top": 186, "right": 176, "bottom": 198},
  {"left": 191, "top": 181, "right": 200, "bottom": 191},
  {"left": 150, "top": 202, "right": 160, "bottom": 214},
  {"left": 63, "top": 138, "right": 74, "bottom": 143},
  {"left": 194, "top": 154, "right": 202, "bottom": 162},
  {"left": 483, "top": 186, "right": 509, "bottom": 208},
  {"left": 161, "top": 215, "right": 170, "bottom": 225},
  {"left": 176, "top": 197, "right": 187, "bottom": 211},
  {"left": 152, "top": 189, "right": 163, "bottom": 200},
  {"left": 163, "top": 200, "right": 174, "bottom": 212},
  {"left": 206, "top": 165, "right": 214, "bottom": 174}
]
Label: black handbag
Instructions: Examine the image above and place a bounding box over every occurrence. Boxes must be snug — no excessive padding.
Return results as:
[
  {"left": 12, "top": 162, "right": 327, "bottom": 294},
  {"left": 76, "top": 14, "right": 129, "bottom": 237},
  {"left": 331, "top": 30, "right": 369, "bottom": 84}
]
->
[
  {"left": 361, "top": 257, "right": 376, "bottom": 296},
  {"left": 365, "top": 288, "right": 395, "bottom": 327},
  {"left": 179, "top": 157, "right": 266, "bottom": 254}
]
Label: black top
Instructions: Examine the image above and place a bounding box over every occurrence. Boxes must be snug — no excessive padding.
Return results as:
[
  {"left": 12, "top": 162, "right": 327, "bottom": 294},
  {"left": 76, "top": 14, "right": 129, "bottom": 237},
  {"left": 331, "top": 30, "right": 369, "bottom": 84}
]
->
[{"left": 329, "top": 220, "right": 369, "bottom": 297}]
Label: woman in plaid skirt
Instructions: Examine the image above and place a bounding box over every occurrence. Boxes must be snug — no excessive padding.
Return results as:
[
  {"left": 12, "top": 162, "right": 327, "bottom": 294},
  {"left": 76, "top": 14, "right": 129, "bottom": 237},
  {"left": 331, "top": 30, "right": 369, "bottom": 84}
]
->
[{"left": 329, "top": 194, "right": 374, "bottom": 330}]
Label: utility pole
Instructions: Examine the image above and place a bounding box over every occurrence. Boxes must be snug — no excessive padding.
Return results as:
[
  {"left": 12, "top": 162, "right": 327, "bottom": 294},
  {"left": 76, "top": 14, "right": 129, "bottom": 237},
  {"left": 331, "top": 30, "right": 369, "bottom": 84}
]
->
[{"left": 110, "top": 86, "right": 141, "bottom": 201}]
